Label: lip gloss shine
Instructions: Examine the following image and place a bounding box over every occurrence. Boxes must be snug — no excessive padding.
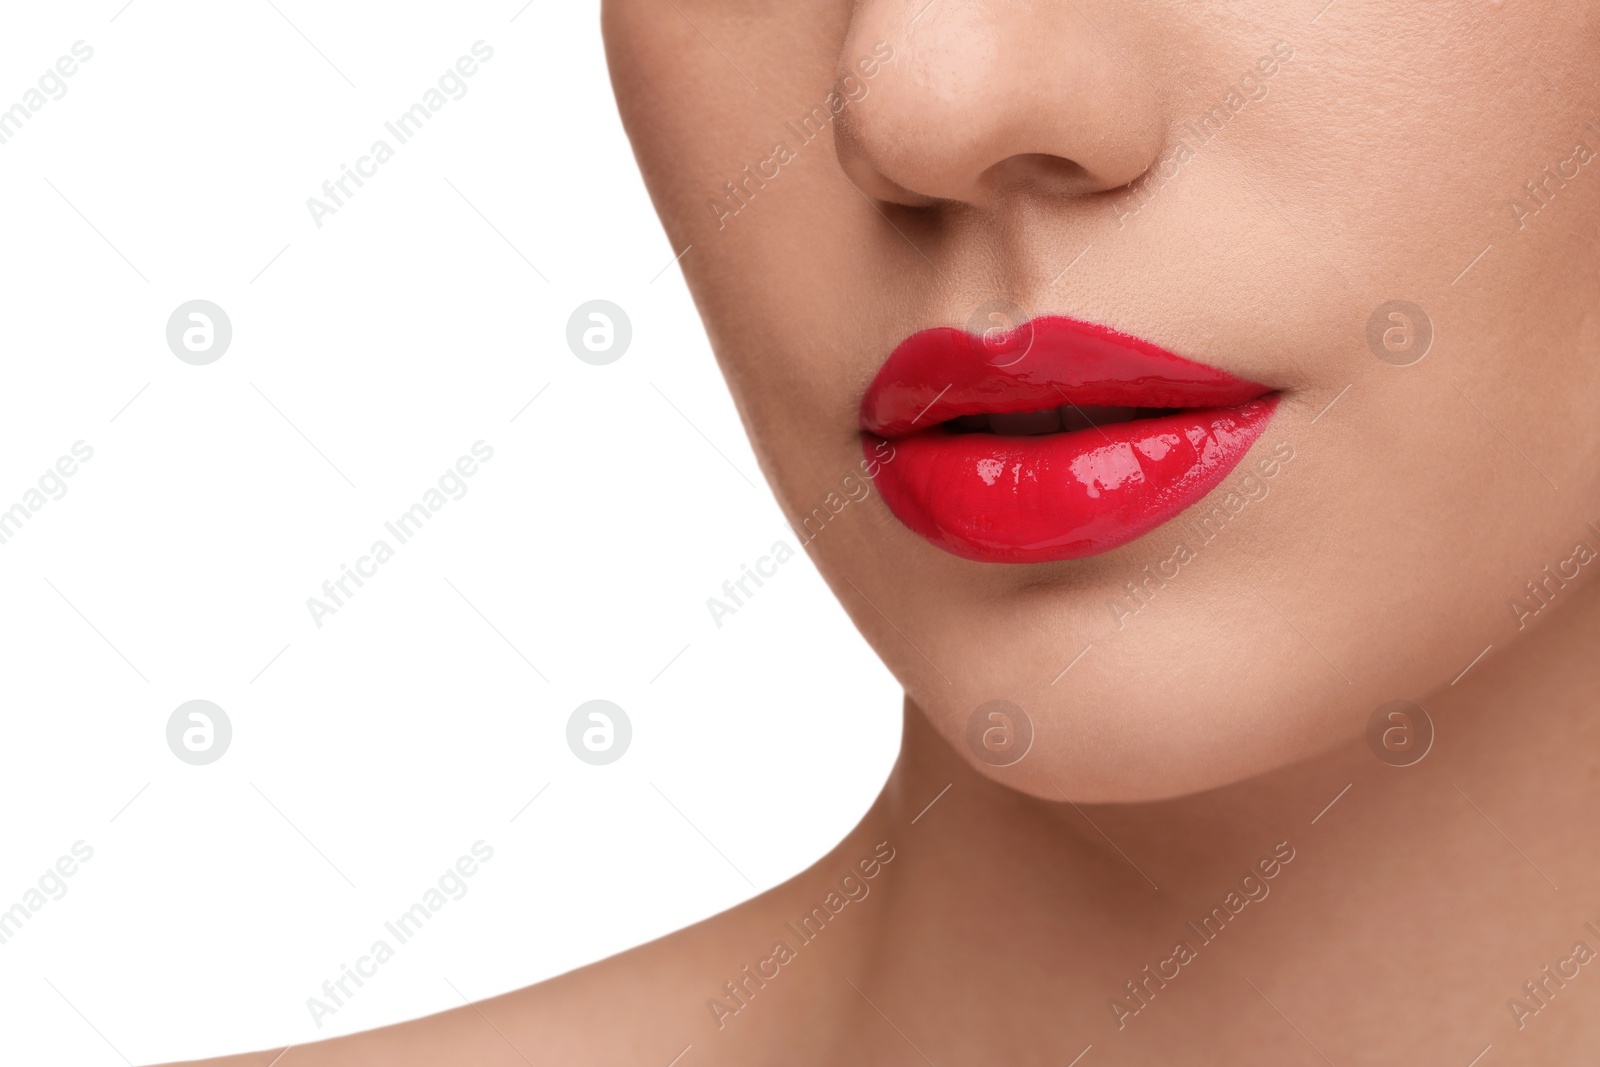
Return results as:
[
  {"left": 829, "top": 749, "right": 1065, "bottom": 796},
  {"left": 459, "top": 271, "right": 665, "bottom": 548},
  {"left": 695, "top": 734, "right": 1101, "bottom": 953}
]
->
[{"left": 860, "top": 316, "right": 1278, "bottom": 563}]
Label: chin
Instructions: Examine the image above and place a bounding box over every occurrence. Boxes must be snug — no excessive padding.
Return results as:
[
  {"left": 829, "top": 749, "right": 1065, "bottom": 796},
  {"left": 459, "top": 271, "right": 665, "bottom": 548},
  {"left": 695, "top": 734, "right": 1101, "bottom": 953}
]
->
[{"left": 845, "top": 547, "right": 1388, "bottom": 804}]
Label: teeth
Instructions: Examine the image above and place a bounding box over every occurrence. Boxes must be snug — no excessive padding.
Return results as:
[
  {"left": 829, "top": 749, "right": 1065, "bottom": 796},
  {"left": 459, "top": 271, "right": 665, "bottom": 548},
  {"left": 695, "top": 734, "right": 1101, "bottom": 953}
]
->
[
  {"left": 1059, "top": 405, "right": 1139, "bottom": 432},
  {"left": 987, "top": 408, "right": 1063, "bottom": 435},
  {"left": 945, "top": 406, "right": 1171, "bottom": 435}
]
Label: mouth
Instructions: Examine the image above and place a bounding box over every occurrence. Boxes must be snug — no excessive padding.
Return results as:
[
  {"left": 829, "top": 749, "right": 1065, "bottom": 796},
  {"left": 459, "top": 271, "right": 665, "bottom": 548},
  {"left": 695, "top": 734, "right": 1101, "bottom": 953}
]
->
[{"left": 859, "top": 315, "right": 1279, "bottom": 564}]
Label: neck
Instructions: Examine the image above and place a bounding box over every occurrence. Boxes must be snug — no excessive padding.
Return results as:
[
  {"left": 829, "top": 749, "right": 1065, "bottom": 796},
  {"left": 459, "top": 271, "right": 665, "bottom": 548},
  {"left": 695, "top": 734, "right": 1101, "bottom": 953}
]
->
[{"left": 830, "top": 582, "right": 1600, "bottom": 1061}]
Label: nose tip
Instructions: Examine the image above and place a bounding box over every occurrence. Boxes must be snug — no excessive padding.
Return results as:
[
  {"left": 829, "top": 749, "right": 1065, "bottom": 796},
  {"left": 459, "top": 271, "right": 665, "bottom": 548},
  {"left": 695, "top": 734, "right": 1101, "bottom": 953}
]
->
[{"left": 832, "top": 3, "right": 1169, "bottom": 210}]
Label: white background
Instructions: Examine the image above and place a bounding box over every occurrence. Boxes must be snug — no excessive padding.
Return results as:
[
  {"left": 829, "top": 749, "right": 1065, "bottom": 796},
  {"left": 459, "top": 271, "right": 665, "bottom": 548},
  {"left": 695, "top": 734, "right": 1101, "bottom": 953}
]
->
[{"left": 0, "top": 2, "right": 901, "bottom": 1062}]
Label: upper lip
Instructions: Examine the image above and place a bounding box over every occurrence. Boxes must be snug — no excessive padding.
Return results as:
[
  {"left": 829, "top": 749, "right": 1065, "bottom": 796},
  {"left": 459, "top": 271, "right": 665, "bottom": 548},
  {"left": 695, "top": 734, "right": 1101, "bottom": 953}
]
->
[{"left": 860, "top": 315, "right": 1272, "bottom": 438}]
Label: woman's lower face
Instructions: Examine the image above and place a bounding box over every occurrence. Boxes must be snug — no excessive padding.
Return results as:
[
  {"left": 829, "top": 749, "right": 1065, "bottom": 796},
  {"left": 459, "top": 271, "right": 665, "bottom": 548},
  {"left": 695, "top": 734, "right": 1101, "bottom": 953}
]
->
[{"left": 604, "top": 0, "right": 1600, "bottom": 801}]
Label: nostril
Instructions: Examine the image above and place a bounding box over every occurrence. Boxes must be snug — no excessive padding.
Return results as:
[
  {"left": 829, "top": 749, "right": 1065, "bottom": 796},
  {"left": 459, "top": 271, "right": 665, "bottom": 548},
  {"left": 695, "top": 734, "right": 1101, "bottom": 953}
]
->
[
  {"left": 977, "top": 153, "right": 1098, "bottom": 199},
  {"left": 826, "top": 8, "right": 1169, "bottom": 212}
]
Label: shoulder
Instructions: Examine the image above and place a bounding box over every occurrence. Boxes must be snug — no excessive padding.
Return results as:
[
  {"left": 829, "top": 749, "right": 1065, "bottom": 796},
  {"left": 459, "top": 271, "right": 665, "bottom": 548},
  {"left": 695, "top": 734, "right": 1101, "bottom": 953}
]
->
[{"left": 146, "top": 874, "right": 858, "bottom": 1067}]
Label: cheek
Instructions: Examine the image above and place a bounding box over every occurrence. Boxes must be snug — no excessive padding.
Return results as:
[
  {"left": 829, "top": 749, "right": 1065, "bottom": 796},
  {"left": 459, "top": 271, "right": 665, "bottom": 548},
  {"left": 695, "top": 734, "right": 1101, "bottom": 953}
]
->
[{"left": 606, "top": 0, "right": 1600, "bottom": 801}]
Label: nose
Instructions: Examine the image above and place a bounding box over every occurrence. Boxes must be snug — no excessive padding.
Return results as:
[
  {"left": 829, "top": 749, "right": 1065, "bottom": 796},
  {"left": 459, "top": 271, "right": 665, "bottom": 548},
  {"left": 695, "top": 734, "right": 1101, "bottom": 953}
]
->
[{"left": 833, "top": 2, "right": 1170, "bottom": 209}]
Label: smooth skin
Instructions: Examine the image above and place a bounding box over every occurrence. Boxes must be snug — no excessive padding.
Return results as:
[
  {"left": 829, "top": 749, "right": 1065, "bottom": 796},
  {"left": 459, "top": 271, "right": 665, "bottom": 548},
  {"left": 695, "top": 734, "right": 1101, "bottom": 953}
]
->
[{"left": 161, "top": 1, "right": 1600, "bottom": 1063}]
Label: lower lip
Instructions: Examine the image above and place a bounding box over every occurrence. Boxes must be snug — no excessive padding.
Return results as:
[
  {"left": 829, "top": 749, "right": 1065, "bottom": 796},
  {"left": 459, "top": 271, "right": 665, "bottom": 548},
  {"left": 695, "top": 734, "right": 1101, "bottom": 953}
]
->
[{"left": 864, "top": 397, "right": 1278, "bottom": 563}]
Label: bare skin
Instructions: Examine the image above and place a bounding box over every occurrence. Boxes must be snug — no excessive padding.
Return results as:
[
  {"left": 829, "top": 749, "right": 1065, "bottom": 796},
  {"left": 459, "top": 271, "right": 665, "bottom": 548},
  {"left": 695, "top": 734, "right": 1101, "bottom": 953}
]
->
[
  {"left": 155, "top": 0, "right": 1600, "bottom": 1061},
  {"left": 163, "top": 581, "right": 1600, "bottom": 1064}
]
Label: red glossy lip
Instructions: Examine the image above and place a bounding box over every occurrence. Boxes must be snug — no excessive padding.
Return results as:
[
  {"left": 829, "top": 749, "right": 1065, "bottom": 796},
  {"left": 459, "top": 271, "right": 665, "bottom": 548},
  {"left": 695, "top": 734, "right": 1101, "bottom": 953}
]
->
[{"left": 859, "top": 316, "right": 1278, "bottom": 563}]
